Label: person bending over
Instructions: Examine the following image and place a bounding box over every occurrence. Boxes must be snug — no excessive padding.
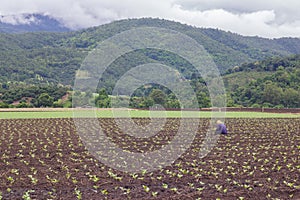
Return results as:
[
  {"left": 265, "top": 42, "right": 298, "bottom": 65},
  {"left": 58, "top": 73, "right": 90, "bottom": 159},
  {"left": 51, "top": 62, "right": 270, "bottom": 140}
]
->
[{"left": 215, "top": 120, "right": 227, "bottom": 134}]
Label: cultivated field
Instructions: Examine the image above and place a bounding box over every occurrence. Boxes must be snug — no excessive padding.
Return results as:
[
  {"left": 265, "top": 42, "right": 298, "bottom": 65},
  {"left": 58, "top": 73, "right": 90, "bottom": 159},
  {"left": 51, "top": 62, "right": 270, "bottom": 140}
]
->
[
  {"left": 0, "top": 117, "right": 299, "bottom": 199},
  {"left": 0, "top": 108, "right": 299, "bottom": 119}
]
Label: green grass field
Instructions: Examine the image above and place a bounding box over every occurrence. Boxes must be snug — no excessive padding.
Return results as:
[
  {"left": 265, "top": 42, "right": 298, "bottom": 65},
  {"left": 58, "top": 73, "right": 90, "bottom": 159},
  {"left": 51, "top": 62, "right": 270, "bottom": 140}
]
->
[{"left": 0, "top": 110, "right": 299, "bottom": 119}]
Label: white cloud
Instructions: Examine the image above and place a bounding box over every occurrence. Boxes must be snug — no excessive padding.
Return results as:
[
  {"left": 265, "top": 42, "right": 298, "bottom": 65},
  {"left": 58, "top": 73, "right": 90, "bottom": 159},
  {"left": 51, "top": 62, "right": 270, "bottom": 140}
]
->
[
  {"left": 0, "top": 0, "right": 299, "bottom": 38},
  {"left": 0, "top": 14, "right": 39, "bottom": 25}
]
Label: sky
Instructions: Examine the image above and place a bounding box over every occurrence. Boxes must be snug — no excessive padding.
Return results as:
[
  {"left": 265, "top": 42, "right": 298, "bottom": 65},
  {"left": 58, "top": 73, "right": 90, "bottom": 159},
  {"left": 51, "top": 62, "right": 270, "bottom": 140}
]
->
[{"left": 0, "top": 0, "right": 299, "bottom": 38}]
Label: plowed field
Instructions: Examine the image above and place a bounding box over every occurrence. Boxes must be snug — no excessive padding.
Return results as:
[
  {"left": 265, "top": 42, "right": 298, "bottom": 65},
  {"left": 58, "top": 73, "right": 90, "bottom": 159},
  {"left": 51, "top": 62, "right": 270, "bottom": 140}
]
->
[{"left": 0, "top": 118, "right": 299, "bottom": 199}]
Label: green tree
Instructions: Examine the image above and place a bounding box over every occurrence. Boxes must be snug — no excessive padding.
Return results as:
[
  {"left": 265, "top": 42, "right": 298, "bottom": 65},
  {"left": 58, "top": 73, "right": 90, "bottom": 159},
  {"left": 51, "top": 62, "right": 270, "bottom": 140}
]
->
[
  {"left": 282, "top": 88, "right": 300, "bottom": 108},
  {"left": 0, "top": 102, "right": 9, "bottom": 108},
  {"left": 95, "top": 88, "right": 111, "bottom": 108},
  {"left": 149, "top": 89, "right": 166, "bottom": 106},
  {"left": 53, "top": 100, "right": 64, "bottom": 108},
  {"left": 165, "top": 99, "right": 180, "bottom": 108},
  {"left": 37, "top": 93, "right": 54, "bottom": 107},
  {"left": 141, "top": 98, "right": 155, "bottom": 108},
  {"left": 262, "top": 83, "right": 283, "bottom": 106},
  {"left": 16, "top": 102, "right": 32, "bottom": 108},
  {"left": 196, "top": 91, "right": 211, "bottom": 108}
]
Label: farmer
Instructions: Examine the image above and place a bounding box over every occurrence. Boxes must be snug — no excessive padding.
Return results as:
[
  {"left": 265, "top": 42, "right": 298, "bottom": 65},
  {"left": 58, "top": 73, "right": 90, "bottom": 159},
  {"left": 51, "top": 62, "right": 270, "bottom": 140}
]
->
[{"left": 215, "top": 120, "right": 227, "bottom": 134}]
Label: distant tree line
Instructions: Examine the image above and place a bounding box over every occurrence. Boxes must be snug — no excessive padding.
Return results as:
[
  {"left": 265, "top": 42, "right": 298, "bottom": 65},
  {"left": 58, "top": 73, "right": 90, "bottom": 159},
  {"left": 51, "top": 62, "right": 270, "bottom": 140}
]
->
[{"left": 0, "top": 83, "right": 71, "bottom": 108}]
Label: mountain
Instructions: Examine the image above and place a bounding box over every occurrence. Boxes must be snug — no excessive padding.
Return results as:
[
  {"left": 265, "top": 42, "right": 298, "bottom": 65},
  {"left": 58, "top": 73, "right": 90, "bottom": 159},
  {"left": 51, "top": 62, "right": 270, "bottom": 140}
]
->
[
  {"left": 0, "top": 13, "right": 71, "bottom": 33},
  {"left": 0, "top": 17, "right": 300, "bottom": 86},
  {"left": 66, "top": 18, "right": 300, "bottom": 69}
]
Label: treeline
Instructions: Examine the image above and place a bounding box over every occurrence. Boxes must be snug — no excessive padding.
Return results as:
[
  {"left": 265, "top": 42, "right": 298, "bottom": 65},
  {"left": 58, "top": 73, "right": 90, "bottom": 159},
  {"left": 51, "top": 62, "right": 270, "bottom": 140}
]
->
[
  {"left": 91, "top": 79, "right": 211, "bottom": 109},
  {"left": 0, "top": 83, "right": 71, "bottom": 108}
]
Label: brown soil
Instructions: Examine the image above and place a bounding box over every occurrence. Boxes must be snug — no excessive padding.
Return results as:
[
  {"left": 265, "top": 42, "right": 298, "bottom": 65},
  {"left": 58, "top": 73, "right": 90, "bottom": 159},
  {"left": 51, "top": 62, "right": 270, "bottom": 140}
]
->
[{"left": 0, "top": 118, "right": 299, "bottom": 199}]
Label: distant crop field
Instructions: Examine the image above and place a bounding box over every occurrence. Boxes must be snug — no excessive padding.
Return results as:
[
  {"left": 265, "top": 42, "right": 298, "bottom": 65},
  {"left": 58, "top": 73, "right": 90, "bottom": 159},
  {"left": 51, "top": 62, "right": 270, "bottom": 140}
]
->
[
  {"left": 0, "top": 109, "right": 299, "bottom": 119},
  {"left": 0, "top": 118, "right": 299, "bottom": 199}
]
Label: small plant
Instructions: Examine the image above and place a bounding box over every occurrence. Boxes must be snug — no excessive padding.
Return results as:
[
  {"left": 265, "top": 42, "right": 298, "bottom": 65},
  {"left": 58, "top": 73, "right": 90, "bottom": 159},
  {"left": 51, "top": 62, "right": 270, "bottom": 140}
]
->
[
  {"left": 101, "top": 189, "right": 108, "bottom": 195},
  {"left": 170, "top": 187, "right": 178, "bottom": 193},
  {"left": 74, "top": 188, "right": 82, "bottom": 200},
  {"left": 152, "top": 191, "right": 158, "bottom": 197},
  {"left": 66, "top": 172, "right": 71, "bottom": 179},
  {"left": 22, "top": 190, "right": 35, "bottom": 200},
  {"left": 7, "top": 176, "right": 14, "bottom": 184},
  {"left": 46, "top": 175, "right": 59, "bottom": 183},
  {"left": 162, "top": 183, "right": 168, "bottom": 189},
  {"left": 28, "top": 175, "right": 38, "bottom": 185},
  {"left": 119, "top": 187, "right": 131, "bottom": 194},
  {"left": 131, "top": 173, "right": 138, "bottom": 179},
  {"left": 142, "top": 185, "right": 150, "bottom": 192},
  {"left": 108, "top": 171, "right": 122, "bottom": 181}
]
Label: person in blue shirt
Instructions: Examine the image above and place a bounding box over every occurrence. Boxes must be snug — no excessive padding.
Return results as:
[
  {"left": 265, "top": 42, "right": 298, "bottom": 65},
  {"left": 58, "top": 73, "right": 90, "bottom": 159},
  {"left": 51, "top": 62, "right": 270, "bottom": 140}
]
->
[{"left": 215, "top": 120, "right": 227, "bottom": 134}]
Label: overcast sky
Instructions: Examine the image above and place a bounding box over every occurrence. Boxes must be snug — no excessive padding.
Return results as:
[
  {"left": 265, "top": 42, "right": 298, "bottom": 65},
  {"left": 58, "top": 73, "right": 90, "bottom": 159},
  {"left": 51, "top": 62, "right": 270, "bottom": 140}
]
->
[{"left": 0, "top": 0, "right": 299, "bottom": 38}]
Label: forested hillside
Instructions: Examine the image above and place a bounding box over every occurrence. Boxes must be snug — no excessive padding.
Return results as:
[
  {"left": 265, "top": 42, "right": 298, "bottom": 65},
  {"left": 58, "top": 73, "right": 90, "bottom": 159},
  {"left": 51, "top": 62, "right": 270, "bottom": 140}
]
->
[
  {"left": 1, "top": 18, "right": 300, "bottom": 86},
  {"left": 0, "top": 18, "right": 299, "bottom": 108},
  {"left": 225, "top": 55, "right": 300, "bottom": 108},
  {"left": 109, "top": 54, "right": 300, "bottom": 109}
]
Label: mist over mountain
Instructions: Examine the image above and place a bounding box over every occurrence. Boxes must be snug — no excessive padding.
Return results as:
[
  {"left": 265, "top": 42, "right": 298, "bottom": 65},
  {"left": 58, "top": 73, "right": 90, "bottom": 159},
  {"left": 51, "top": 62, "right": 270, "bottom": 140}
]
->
[{"left": 0, "top": 13, "right": 71, "bottom": 33}]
